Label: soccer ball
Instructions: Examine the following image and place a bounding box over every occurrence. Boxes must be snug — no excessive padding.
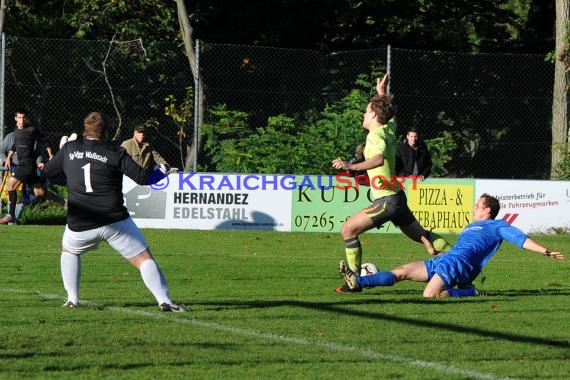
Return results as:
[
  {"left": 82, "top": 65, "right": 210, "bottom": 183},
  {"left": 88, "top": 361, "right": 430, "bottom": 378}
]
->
[
  {"left": 430, "top": 232, "right": 451, "bottom": 252},
  {"left": 360, "top": 263, "right": 378, "bottom": 276}
]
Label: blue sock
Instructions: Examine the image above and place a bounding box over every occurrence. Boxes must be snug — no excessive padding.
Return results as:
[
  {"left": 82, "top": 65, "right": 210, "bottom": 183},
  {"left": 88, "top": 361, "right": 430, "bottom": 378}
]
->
[
  {"left": 447, "top": 287, "right": 478, "bottom": 297},
  {"left": 358, "top": 271, "right": 396, "bottom": 287}
]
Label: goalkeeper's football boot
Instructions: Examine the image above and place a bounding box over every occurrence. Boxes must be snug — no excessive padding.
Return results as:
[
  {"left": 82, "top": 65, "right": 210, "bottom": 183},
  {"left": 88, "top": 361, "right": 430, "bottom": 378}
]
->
[
  {"left": 62, "top": 300, "right": 78, "bottom": 308},
  {"left": 339, "top": 260, "right": 361, "bottom": 291},
  {"left": 159, "top": 302, "right": 186, "bottom": 312}
]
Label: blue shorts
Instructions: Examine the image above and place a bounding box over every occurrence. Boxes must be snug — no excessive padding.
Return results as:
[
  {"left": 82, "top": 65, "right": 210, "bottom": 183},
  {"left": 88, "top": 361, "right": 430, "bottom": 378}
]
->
[{"left": 424, "top": 254, "right": 480, "bottom": 288}]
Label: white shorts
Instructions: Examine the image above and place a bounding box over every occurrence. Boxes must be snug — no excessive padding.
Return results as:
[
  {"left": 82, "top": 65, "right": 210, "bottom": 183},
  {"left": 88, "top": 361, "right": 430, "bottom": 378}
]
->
[{"left": 62, "top": 217, "right": 148, "bottom": 259}]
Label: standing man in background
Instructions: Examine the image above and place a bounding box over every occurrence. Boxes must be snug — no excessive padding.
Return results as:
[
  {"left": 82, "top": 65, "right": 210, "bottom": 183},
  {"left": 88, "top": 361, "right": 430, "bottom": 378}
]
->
[
  {"left": 121, "top": 124, "right": 170, "bottom": 170},
  {"left": 0, "top": 109, "right": 56, "bottom": 224},
  {"left": 396, "top": 127, "right": 432, "bottom": 179}
]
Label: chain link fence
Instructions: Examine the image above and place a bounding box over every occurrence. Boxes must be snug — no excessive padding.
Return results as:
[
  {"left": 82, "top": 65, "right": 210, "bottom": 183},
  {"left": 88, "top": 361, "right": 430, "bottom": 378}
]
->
[
  {"left": 1, "top": 36, "right": 192, "bottom": 172},
  {"left": 0, "top": 36, "right": 555, "bottom": 179},
  {"left": 390, "top": 48, "right": 553, "bottom": 179}
]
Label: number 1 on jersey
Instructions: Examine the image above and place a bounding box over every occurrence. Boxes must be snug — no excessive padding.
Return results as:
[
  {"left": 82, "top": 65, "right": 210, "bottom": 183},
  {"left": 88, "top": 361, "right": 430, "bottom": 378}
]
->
[{"left": 82, "top": 163, "right": 93, "bottom": 192}]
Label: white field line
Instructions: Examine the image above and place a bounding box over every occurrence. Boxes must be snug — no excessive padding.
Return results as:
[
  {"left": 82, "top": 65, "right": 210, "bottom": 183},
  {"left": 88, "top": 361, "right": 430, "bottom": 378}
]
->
[{"left": 5, "top": 288, "right": 514, "bottom": 380}]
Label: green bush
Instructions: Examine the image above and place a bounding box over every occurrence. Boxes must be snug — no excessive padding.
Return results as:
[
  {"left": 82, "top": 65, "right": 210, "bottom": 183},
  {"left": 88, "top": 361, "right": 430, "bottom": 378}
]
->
[
  {"left": 425, "top": 137, "right": 458, "bottom": 177},
  {"left": 200, "top": 74, "right": 458, "bottom": 177},
  {"left": 13, "top": 184, "right": 68, "bottom": 225},
  {"left": 18, "top": 201, "right": 66, "bottom": 225},
  {"left": 200, "top": 78, "right": 374, "bottom": 175}
]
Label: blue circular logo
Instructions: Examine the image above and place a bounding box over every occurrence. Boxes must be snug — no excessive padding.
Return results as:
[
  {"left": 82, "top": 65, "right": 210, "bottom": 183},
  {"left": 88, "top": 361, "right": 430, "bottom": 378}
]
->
[{"left": 148, "top": 171, "right": 169, "bottom": 190}]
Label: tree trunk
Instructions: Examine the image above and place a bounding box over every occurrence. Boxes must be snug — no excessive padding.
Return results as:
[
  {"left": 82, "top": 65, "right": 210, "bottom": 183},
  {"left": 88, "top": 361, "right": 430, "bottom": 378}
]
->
[
  {"left": 551, "top": 0, "right": 570, "bottom": 178},
  {"left": 175, "top": 0, "right": 204, "bottom": 172},
  {"left": 0, "top": 0, "right": 6, "bottom": 35}
]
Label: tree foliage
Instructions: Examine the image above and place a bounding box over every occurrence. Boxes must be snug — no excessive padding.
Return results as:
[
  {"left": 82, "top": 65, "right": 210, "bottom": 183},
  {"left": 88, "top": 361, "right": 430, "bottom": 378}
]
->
[
  {"left": 200, "top": 76, "right": 457, "bottom": 176},
  {"left": 3, "top": 0, "right": 555, "bottom": 53},
  {"left": 5, "top": 0, "right": 177, "bottom": 41},
  {"left": 199, "top": 79, "right": 371, "bottom": 175},
  {"left": 187, "top": 0, "right": 550, "bottom": 53},
  {"left": 1, "top": 0, "right": 560, "bottom": 178}
]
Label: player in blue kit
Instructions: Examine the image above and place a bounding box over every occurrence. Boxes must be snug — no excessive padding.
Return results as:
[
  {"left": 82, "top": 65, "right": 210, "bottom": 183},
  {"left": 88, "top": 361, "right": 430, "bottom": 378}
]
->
[{"left": 339, "top": 193, "right": 565, "bottom": 297}]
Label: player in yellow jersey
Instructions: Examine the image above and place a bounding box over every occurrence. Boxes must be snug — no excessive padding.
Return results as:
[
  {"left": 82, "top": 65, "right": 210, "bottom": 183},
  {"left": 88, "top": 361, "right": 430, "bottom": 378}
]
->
[{"left": 332, "top": 74, "right": 449, "bottom": 292}]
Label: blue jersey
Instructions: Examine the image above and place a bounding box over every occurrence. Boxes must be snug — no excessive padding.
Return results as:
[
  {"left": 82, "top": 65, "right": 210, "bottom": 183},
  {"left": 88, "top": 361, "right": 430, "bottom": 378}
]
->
[
  {"left": 425, "top": 219, "right": 528, "bottom": 287},
  {"left": 446, "top": 219, "right": 528, "bottom": 269}
]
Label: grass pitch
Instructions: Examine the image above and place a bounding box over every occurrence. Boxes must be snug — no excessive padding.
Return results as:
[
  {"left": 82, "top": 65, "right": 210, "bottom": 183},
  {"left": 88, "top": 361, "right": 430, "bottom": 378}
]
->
[{"left": 0, "top": 226, "right": 569, "bottom": 379}]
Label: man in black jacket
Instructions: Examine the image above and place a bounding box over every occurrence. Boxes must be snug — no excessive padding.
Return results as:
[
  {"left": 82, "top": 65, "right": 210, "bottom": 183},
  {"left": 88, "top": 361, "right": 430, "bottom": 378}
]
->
[
  {"left": 396, "top": 127, "right": 432, "bottom": 179},
  {"left": 0, "top": 109, "right": 54, "bottom": 224}
]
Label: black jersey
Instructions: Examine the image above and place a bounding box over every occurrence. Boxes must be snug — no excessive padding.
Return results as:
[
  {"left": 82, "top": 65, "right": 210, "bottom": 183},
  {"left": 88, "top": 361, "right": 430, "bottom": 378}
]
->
[
  {"left": 10, "top": 126, "right": 51, "bottom": 166},
  {"left": 43, "top": 138, "right": 158, "bottom": 232}
]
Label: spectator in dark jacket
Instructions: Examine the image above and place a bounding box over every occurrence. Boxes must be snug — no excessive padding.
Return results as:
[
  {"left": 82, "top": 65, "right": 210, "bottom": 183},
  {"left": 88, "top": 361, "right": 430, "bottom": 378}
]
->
[
  {"left": 347, "top": 143, "right": 366, "bottom": 177},
  {"left": 396, "top": 127, "right": 432, "bottom": 179}
]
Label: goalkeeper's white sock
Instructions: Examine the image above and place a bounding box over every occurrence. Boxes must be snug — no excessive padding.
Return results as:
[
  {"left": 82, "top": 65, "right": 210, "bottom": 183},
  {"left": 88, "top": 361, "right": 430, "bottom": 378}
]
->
[
  {"left": 60, "top": 252, "right": 81, "bottom": 304},
  {"left": 139, "top": 259, "right": 171, "bottom": 305}
]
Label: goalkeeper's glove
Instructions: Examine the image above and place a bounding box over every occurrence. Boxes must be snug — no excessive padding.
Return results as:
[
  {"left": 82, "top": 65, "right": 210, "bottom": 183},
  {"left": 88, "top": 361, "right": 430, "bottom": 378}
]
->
[
  {"left": 59, "top": 133, "right": 78, "bottom": 149},
  {"left": 153, "top": 163, "right": 170, "bottom": 175}
]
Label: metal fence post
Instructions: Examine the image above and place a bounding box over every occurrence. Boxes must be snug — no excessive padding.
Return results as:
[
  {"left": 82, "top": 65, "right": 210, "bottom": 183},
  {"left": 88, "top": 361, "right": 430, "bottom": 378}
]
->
[
  {"left": 192, "top": 39, "right": 201, "bottom": 173},
  {"left": 386, "top": 44, "right": 391, "bottom": 93},
  {"left": 0, "top": 33, "right": 5, "bottom": 141}
]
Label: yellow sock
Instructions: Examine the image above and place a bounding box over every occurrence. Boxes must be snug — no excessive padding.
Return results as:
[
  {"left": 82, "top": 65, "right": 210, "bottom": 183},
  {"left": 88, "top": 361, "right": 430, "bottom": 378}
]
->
[{"left": 345, "top": 246, "right": 362, "bottom": 273}]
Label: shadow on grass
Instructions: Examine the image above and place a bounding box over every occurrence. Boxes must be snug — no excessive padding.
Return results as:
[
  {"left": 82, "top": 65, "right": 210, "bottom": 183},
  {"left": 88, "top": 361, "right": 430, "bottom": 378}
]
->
[
  {"left": 477, "top": 288, "right": 570, "bottom": 297},
  {"left": 350, "top": 287, "right": 570, "bottom": 299},
  {"left": 176, "top": 288, "right": 570, "bottom": 349},
  {"left": 68, "top": 287, "right": 570, "bottom": 350}
]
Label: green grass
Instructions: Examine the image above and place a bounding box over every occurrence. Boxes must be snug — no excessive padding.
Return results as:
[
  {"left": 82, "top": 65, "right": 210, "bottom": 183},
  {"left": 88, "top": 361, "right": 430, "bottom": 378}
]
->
[
  {"left": 0, "top": 227, "right": 569, "bottom": 379},
  {"left": 18, "top": 202, "right": 67, "bottom": 225},
  {"left": 3, "top": 184, "right": 68, "bottom": 225}
]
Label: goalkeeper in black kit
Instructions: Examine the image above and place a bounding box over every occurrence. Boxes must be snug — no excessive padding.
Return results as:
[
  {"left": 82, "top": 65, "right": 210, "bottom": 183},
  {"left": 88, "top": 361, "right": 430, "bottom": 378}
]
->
[{"left": 42, "top": 112, "right": 184, "bottom": 312}]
